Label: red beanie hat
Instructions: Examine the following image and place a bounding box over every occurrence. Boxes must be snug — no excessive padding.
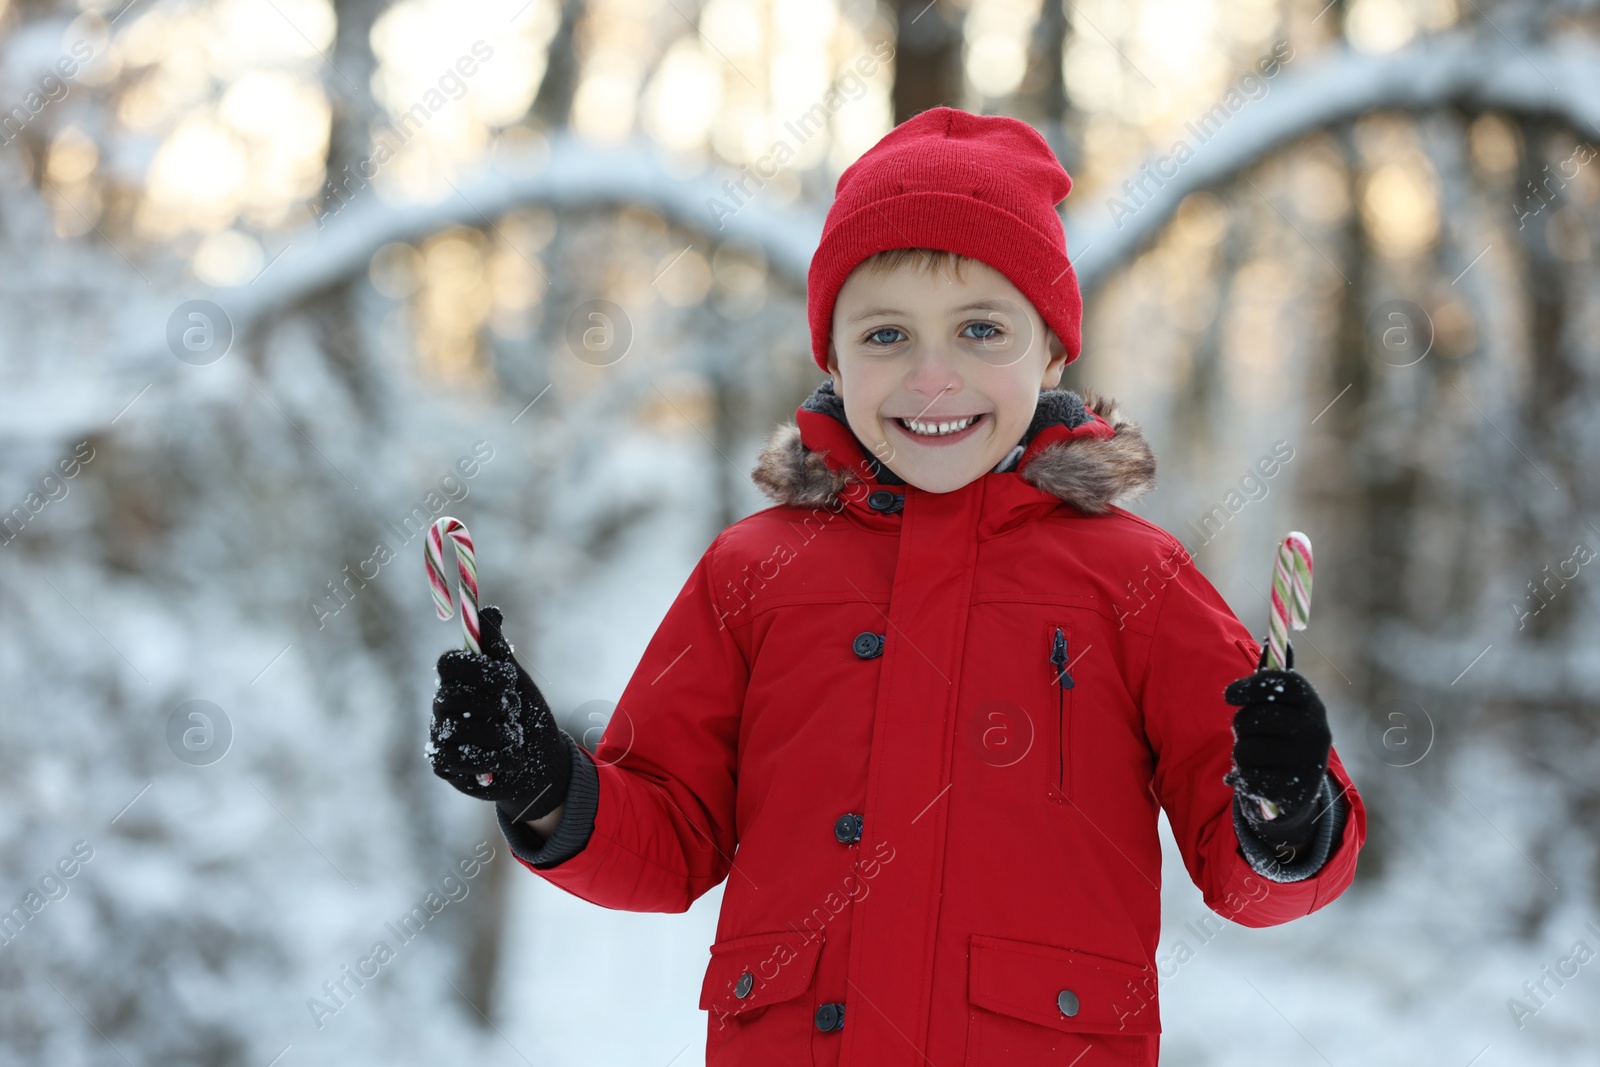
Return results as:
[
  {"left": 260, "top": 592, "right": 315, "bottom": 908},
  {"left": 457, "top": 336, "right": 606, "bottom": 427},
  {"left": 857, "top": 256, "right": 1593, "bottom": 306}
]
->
[{"left": 807, "top": 106, "right": 1083, "bottom": 372}]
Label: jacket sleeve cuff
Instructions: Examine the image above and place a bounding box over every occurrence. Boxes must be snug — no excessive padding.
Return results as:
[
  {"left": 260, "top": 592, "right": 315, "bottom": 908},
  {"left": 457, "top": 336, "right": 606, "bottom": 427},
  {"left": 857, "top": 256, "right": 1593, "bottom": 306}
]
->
[
  {"left": 1233, "top": 768, "right": 1346, "bottom": 883},
  {"left": 494, "top": 731, "right": 600, "bottom": 870}
]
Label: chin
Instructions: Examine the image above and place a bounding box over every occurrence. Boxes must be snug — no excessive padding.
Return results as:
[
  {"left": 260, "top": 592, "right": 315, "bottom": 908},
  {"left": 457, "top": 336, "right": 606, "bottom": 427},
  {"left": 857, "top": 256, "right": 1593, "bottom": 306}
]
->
[{"left": 898, "top": 465, "right": 984, "bottom": 494}]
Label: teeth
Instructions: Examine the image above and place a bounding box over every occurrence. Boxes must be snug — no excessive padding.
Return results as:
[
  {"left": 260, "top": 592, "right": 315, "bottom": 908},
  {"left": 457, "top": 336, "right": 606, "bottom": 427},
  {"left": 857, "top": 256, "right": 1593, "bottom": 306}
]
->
[{"left": 901, "top": 414, "right": 977, "bottom": 437}]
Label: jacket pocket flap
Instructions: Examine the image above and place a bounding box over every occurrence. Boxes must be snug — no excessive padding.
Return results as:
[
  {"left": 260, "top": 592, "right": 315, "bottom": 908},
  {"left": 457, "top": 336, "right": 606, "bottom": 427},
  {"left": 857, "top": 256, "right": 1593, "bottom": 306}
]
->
[
  {"left": 969, "top": 934, "right": 1160, "bottom": 1035},
  {"left": 698, "top": 931, "right": 823, "bottom": 1016}
]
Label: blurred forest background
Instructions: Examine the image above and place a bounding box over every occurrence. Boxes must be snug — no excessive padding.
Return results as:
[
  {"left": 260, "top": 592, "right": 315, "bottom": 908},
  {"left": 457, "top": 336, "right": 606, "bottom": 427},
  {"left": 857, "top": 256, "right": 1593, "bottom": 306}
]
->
[{"left": 2, "top": 0, "right": 1598, "bottom": 1062}]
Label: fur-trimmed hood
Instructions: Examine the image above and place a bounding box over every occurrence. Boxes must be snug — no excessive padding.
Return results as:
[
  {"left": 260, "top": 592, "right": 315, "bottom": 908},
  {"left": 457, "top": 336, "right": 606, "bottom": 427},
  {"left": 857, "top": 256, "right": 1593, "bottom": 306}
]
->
[{"left": 751, "top": 378, "right": 1157, "bottom": 516}]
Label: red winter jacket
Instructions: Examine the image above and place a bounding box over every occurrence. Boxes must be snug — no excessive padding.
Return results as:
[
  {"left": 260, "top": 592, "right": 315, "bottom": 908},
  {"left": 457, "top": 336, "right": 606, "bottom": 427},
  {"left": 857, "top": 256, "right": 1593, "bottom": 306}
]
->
[{"left": 498, "top": 383, "right": 1366, "bottom": 1067}]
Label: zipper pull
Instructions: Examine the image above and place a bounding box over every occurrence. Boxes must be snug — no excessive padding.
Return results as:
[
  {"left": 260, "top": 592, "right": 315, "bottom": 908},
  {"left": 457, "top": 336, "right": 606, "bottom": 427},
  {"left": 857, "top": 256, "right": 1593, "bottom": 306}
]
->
[{"left": 1051, "top": 627, "right": 1075, "bottom": 689}]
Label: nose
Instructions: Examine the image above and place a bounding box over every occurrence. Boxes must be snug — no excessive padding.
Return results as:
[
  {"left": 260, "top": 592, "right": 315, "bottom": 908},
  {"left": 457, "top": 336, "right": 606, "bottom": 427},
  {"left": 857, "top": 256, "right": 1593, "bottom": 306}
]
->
[{"left": 901, "top": 342, "right": 963, "bottom": 406}]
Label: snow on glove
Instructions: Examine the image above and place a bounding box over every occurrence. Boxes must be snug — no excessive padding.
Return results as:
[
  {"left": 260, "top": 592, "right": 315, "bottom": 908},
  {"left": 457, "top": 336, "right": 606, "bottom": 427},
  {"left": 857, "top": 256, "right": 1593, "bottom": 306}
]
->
[
  {"left": 1221, "top": 642, "right": 1331, "bottom": 849},
  {"left": 428, "top": 605, "right": 571, "bottom": 822}
]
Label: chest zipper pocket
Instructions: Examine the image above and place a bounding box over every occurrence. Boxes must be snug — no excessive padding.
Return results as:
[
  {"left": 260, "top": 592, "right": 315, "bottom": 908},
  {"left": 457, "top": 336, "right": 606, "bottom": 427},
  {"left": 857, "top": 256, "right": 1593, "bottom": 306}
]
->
[{"left": 1048, "top": 626, "right": 1075, "bottom": 802}]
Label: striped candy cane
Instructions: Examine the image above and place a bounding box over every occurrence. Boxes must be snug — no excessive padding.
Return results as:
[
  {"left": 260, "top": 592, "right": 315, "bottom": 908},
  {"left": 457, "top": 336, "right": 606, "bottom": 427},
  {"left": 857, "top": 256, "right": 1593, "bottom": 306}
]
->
[
  {"left": 426, "top": 516, "right": 492, "bottom": 786},
  {"left": 427, "top": 517, "right": 480, "bottom": 652},
  {"left": 1266, "top": 531, "right": 1313, "bottom": 671},
  {"left": 1255, "top": 531, "right": 1314, "bottom": 821}
]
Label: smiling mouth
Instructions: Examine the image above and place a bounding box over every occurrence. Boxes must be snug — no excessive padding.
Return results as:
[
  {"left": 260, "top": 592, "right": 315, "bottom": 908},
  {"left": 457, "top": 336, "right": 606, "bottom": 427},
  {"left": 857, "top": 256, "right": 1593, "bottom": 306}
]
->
[{"left": 891, "top": 413, "right": 988, "bottom": 438}]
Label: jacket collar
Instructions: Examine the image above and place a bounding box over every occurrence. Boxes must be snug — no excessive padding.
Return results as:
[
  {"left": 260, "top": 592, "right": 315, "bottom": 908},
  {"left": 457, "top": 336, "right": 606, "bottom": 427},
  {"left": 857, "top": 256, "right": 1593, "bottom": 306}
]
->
[{"left": 750, "top": 377, "right": 1157, "bottom": 524}]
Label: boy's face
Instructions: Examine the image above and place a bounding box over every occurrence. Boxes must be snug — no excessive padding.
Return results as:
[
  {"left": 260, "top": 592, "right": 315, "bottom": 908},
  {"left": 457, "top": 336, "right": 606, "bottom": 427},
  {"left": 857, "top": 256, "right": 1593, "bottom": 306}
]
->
[{"left": 827, "top": 256, "right": 1070, "bottom": 493}]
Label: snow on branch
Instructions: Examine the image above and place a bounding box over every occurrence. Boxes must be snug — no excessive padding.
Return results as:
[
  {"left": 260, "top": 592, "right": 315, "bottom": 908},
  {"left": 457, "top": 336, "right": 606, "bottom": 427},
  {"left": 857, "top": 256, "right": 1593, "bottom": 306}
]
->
[
  {"left": 203, "top": 133, "right": 825, "bottom": 352},
  {"left": 1065, "top": 34, "right": 1600, "bottom": 291}
]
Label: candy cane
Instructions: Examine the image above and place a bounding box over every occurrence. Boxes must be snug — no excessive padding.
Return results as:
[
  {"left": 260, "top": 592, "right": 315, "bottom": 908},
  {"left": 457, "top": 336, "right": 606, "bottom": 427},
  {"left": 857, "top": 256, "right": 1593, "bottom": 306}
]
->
[
  {"left": 426, "top": 516, "right": 492, "bottom": 786},
  {"left": 427, "top": 517, "right": 480, "bottom": 653},
  {"left": 1266, "top": 531, "right": 1313, "bottom": 671},
  {"left": 1254, "top": 531, "right": 1314, "bottom": 821}
]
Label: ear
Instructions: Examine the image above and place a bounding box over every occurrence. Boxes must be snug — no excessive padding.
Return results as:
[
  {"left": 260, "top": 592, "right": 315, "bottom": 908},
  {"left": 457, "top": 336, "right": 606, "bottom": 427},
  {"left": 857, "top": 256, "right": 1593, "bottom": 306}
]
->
[
  {"left": 1040, "top": 330, "right": 1069, "bottom": 389},
  {"left": 826, "top": 344, "right": 842, "bottom": 393}
]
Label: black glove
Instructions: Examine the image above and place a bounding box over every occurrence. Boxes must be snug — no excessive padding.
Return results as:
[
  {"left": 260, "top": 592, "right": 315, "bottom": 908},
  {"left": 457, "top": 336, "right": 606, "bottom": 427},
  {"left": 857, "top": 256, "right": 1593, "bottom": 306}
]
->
[
  {"left": 428, "top": 605, "right": 571, "bottom": 823},
  {"left": 1221, "top": 640, "right": 1331, "bottom": 849}
]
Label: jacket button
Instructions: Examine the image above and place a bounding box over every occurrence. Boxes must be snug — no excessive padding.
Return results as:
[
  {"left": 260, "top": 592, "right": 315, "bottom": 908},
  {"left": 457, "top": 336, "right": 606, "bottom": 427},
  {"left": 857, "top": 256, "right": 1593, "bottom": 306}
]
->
[
  {"left": 1057, "top": 989, "right": 1080, "bottom": 1016},
  {"left": 852, "top": 631, "right": 885, "bottom": 659},
  {"left": 815, "top": 1002, "right": 845, "bottom": 1031},
  {"left": 834, "top": 813, "right": 863, "bottom": 844},
  {"left": 867, "top": 490, "right": 903, "bottom": 513},
  {"left": 735, "top": 971, "right": 754, "bottom": 999}
]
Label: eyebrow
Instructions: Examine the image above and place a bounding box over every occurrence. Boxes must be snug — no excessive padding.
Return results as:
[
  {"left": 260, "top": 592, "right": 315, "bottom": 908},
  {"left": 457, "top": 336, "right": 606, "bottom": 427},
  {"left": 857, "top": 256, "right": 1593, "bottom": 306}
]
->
[{"left": 845, "top": 298, "right": 1024, "bottom": 323}]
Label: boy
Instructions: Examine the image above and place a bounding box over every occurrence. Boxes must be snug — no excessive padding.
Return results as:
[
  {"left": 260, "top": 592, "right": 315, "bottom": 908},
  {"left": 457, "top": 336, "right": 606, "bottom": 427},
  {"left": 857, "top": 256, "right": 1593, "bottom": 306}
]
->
[{"left": 428, "top": 106, "right": 1365, "bottom": 1066}]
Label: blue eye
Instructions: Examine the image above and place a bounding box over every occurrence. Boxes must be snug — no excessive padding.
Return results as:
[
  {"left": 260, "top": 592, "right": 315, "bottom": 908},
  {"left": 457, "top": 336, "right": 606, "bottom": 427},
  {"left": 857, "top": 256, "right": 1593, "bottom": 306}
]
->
[
  {"left": 963, "top": 321, "right": 1003, "bottom": 341},
  {"left": 866, "top": 327, "right": 906, "bottom": 346}
]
